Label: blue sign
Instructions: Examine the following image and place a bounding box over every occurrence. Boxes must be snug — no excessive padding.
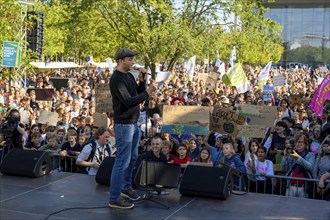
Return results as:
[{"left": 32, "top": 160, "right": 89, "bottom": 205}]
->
[
  {"left": 263, "top": 84, "right": 274, "bottom": 92},
  {"left": 2, "top": 41, "right": 22, "bottom": 67}
]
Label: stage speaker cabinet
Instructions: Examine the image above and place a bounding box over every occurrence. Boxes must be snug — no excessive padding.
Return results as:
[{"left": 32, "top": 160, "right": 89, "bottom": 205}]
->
[
  {"left": 95, "top": 156, "right": 115, "bottom": 185},
  {"left": 179, "top": 165, "right": 233, "bottom": 199},
  {"left": 0, "top": 149, "right": 52, "bottom": 178}
]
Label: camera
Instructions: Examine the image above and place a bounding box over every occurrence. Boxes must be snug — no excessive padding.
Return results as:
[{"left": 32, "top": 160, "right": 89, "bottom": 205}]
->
[{"left": 286, "top": 146, "right": 295, "bottom": 154}]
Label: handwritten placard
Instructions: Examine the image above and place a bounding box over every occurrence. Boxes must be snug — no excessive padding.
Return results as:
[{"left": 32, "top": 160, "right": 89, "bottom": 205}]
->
[
  {"left": 204, "top": 72, "right": 218, "bottom": 91},
  {"left": 237, "top": 105, "right": 264, "bottom": 117},
  {"left": 161, "top": 105, "right": 210, "bottom": 135},
  {"left": 262, "top": 90, "right": 273, "bottom": 102},
  {"left": 237, "top": 125, "right": 267, "bottom": 138},
  {"left": 273, "top": 75, "right": 285, "bottom": 87},
  {"left": 210, "top": 107, "right": 246, "bottom": 137},
  {"left": 38, "top": 111, "right": 59, "bottom": 126},
  {"left": 95, "top": 83, "right": 113, "bottom": 113}
]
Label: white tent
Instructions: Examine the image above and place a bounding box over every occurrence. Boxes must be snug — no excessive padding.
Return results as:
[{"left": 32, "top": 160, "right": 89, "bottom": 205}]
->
[{"left": 30, "top": 62, "right": 82, "bottom": 69}]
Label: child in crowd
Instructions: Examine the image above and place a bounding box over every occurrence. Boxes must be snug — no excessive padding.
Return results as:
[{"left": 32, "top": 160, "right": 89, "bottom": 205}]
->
[
  {"left": 173, "top": 144, "right": 191, "bottom": 168},
  {"left": 38, "top": 134, "right": 61, "bottom": 155},
  {"left": 195, "top": 147, "right": 212, "bottom": 164},
  {"left": 162, "top": 140, "right": 175, "bottom": 163},
  {"left": 221, "top": 143, "right": 246, "bottom": 175},
  {"left": 24, "top": 131, "right": 42, "bottom": 150}
]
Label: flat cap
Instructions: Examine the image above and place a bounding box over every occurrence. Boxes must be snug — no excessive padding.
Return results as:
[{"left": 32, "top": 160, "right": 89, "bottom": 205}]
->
[{"left": 114, "top": 48, "right": 138, "bottom": 60}]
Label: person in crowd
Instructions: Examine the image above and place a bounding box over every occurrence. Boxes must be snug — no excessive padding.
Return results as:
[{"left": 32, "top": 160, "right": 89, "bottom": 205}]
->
[
  {"left": 194, "top": 147, "right": 212, "bottom": 164},
  {"left": 246, "top": 146, "right": 274, "bottom": 194},
  {"left": 242, "top": 139, "right": 259, "bottom": 168},
  {"left": 281, "top": 134, "right": 315, "bottom": 198},
  {"left": 142, "top": 135, "right": 167, "bottom": 163},
  {"left": 24, "top": 131, "right": 42, "bottom": 150},
  {"left": 310, "top": 124, "right": 322, "bottom": 155},
  {"left": 317, "top": 169, "right": 330, "bottom": 201},
  {"left": 187, "top": 134, "right": 201, "bottom": 161},
  {"left": 55, "top": 126, "right": 66, "bottom": 145},
  {"left": 109, "top": 48, "right": 157, "bottom": 209},
  {"left": 279, "top": 98, "right": 293, "bottom": 119},
  {"left": 221, "top": 143, "right": 247, "bottom": 175},
  {"left": 60, "top": 129, "right": 81, "bottom": 172},
  {"left": 76, "top": 127, "right": 112, "bottom": 175},
  {"left": 38, "top": 134, "right": 61, "bottom": 154},
  {"left": 162, "top": 140, "right": 175, "bottom": 163},
  {"left": 173, "top": 144, "right": 192, "bottom": 168}
]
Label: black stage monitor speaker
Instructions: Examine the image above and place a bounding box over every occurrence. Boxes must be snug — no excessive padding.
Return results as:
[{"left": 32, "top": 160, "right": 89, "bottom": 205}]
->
[
  {"left": 139, "top": 161, "right": 181, "bottom": 188},
  {"left": 0, "top": 149, "right": 52, "bottom": 178},
  {"left": 95, "top": 156, "right": 115, "bottom": 185},
  {"left": 179, "top": 165, "right": 233, "bottom": 199}
]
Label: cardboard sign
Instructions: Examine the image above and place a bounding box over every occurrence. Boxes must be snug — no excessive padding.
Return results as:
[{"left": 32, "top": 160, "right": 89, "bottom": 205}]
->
[
  {"left": 26, "top": 88, "right": 55, "bottom": 101},
  {"left": 19, "top": 110, "right": 30, "bottom": 125},
  {"left": 95, "top": 83, "right": 113, "bottom": 113},
  {"left": 198, "top": 73, "right": 209, "bottom": 82},
  {"left": 248, "top": 106, "right": 277, "bottom": 127},
  {"left": 38, "top": 111, "right": 59, "bottom": 126},
  {"left": 204, "top": 72, "right": 218, "bottom": 91},
  {"left": 49, "top": 77, "right": 77, "bottom": 90},
  {"left": 210, "top": 107, "right": 246, "bottom": 137},
  {"left": 237, "top": 125, "right": 267, "bottom": 138},
  {"left": 237, "top": 105, "right": 264, "bottom": 117},
  {"left": 93, "top": 112, "right": 109, "bottom": 128},
  {"left": 161, "top": 105, "right": 210, "bottom": 135},
  {"left": 273, "top": 75, "right": 286, "bottom": 87}
]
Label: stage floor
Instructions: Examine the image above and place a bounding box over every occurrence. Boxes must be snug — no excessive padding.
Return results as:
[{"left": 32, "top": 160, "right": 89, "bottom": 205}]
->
[{"left": 0, "top": 172, "right": 329, "bottom": 220}]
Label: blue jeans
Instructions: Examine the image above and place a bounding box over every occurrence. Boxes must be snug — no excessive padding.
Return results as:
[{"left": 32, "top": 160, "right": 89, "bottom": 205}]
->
[{"left": 109, "top": 123, "right": 140, "bottom": 201}]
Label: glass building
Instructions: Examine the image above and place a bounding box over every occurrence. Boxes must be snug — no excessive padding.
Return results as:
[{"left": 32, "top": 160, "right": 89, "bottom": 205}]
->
[{"left": 264, "top": 0, "right": 330, "bottom": 65}]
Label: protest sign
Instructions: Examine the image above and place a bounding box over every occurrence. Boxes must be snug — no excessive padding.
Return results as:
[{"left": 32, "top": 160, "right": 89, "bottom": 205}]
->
[
  {"left": 237, "top": 105, "right": 263, "bottom": 117},
  {"left": 93, "top": 112, "right": 109, "bottom": 128},
  {"left": 38, "top": 111, "right": 59, "bottom": 126},
  {"left": 19, "top": 110, "right": 29, "bottom": 125},
  {"left": 262, "top": 90, "right": 273, "bottom": 102},
  {"left": 237, "top": 125, "right": 267, "bottom": 138},
  {"left": 49, "top": 77, "right": 77, "bottom": 90},
  {"left": 205, "top": 72, "right": 218, "bottom": 91},
  {"left": 248, "top": 106, "right": 277, "bottom": 127},
  {"left": 263, "top": 84, "right": 274, "bottom": 92},
  {"left": 95, "top": 83, "right": 113, "bottom": 113},
  {"left": 161, "top": 105, "right": 209, "bottom": 135},
  {"left": 26, "top": 88, "right": 55, "bottom": 101},
  {"left": 273, "top": 75, "right": 286, "bottom": 87},
  {"left": 210, "top": 107, "right": 246, "bottom": 137}
]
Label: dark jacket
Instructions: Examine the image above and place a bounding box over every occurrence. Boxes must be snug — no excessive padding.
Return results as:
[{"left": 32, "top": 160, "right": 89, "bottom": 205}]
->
[{"left": 110, "top": 70, "right": 148, "bottom": 124}]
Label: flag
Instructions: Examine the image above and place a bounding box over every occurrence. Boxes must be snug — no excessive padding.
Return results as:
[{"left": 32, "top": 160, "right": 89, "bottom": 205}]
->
[
  {"left": 229, "top": 46, "right": 236, "bottom": 67},
  {"left": 222, "top": 63, "right": 250, "bottom": 94},
  {"left": 310, "top": 74, "right": 330, "bottom": 117},
  {"left": 184, "top": 55, "right": 196, "bottom": 80},
  {"left": 213, "top": 58, "right": 226, "bottom": 77},
  {"left": 258, "top": 61, "right": 272, "bottom": 90}
]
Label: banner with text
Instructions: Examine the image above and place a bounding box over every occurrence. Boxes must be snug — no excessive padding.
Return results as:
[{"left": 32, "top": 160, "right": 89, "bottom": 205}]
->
[
  {"left": 95, "top": 83, "right": 113, "bottom": 113},
  {"left": 237, "top": 125, "right": 267, "bottom": 138},
  {"left": 210, "top": 106, "right": 246, "bottom": 137}
]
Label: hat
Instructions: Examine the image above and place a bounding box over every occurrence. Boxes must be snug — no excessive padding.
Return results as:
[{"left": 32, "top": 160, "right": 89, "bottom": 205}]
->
[
  {"left": 82, "top": 104, "right": 89, "bottom": 109},
  {"left": 114, "top": 48, "right": 138, "bottom": 60},
  {"left": 222, "top": 97, "right": 230, "bottom": 104}
]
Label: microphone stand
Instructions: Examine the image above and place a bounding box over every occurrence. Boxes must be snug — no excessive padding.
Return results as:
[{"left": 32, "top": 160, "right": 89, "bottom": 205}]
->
[{"left": 139, "top": 72, "right": 169, "bottom": 209}]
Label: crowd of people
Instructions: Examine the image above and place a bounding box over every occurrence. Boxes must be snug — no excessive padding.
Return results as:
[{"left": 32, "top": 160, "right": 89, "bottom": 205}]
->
[{"left": 0, "top": 59, "right": 329, "bottom": 205}]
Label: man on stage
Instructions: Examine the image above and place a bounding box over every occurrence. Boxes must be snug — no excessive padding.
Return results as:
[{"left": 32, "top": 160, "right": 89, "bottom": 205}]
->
[{"left": 108, "top": 48, "right": 157, "bottom": 209}]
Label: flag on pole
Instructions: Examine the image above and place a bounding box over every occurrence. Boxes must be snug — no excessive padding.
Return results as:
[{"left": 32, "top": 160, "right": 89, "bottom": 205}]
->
[
  {"left": 310, "top": 74, "right": 330, "bottom": 117},
  {"left": 258, "top": 61, "right": 272, "bottom": 90},
  {"left": 222, "top": 63, "right": 250, "bottom": 94},
  {"left": 213, "top": 58, "right": 226, "bottom": 77},
  {"left": 229, "top": 46, "right": 236, "bottom": 67},
  {"left": 184, "top": 55, "right": 196, "bottom": 80}
]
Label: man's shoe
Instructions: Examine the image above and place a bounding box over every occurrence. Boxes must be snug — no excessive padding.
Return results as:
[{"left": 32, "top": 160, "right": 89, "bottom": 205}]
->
[
  {"left": 109, "top": 197, "right": 134, "bottom": 209},
  {"left": 121, "top": 188, "right": 141, "bottom": 201}
]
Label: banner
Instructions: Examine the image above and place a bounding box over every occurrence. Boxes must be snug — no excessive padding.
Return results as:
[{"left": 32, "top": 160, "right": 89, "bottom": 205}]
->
[
  {"left": 257, "top": 61, "right": 272, "bottom": 89},
  {"left": 205, "top": 72, "right": 218, "bottom": 91},
  {"left": 38, "top": 111, "right": 59, "bottom": 126},
  {"left": 49, "top": 77, "right": 77, "bottom": 90},
  {"left": 210, "top": 107, "right": 246, "bottom": 137},
  {"left": 310, "top": 74, "right": 330, "bottom": 117},
  {"left": 161, "top": 105, "right": 210, "bottom": 135},
  {"left": 184, "top": 55, "right": 196, "bottom": 79},
  {"left": 237, "top": 125, "right": 267, "bottom": 138},
  {"left": 95, "top": 83, "right": 113, "bottom": 113},
  {"left": 2, "top": 41, "right": 22, "bottom": 67},
  {"left": 222, "top": 63, "right": 250, "bottom": 94}
]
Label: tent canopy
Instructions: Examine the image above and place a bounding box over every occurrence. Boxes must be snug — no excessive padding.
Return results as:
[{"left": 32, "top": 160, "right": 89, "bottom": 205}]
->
[{"left": 30, "top": 62, "right": 82, "bottom": 69}]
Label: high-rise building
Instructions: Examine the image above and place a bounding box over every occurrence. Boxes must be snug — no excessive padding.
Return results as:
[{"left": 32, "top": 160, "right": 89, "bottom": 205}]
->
[{"left": 264, "top": 0, "right": 330, "bottom": 65}]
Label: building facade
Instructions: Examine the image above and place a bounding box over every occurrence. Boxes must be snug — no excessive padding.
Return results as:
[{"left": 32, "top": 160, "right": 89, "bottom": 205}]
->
[{"left": 264, "top": 0, "right": 330, "bottom": 66}]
